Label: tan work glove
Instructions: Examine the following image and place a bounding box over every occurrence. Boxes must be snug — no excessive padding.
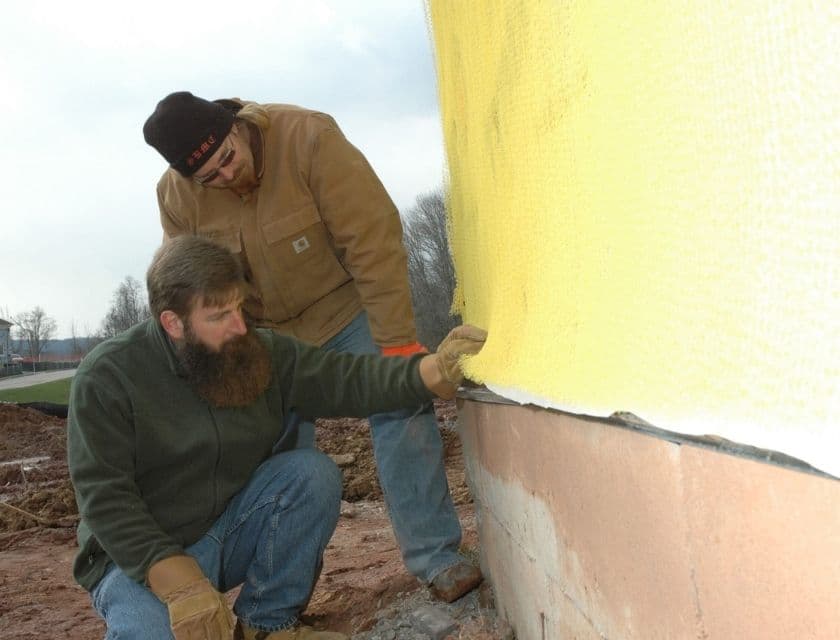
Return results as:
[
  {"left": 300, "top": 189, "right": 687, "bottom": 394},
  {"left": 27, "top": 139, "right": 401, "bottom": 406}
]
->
[
  {"left": 147, "top": 554, "right": 235, "bottom": 640},
  {"left": 420, "top": 324, "right": 487, "bottom": 399}
]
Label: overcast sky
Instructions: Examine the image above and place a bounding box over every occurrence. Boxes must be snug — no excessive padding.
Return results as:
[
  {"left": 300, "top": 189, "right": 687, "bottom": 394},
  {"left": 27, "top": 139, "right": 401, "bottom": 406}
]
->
[{"left": 0, "top": 0, "right": 446, "bottom": 338}]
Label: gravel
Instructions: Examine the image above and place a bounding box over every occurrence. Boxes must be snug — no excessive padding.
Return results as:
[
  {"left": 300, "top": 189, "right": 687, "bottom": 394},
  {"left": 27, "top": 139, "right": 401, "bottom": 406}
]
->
[{"left": 354, "top": 582, "right": 515, "bottom": 640}]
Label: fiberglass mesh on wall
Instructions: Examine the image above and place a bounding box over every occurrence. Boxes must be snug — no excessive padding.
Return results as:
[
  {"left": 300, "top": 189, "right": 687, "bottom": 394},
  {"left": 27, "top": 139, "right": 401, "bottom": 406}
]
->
[{"left": 427, "top": 1, "right": 839, "bottom": 475}]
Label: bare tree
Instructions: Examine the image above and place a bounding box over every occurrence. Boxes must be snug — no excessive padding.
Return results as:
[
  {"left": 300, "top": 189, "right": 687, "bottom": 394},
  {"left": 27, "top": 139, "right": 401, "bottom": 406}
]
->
[
  {"left": 68, "top": 320, "right": 97, "bottom": 359},
  {"left": 12, "top": 306, "right": 58, "bottom": 362},
  {"left": 99, "top": 276, "right": 151, "bottom": 338},
  {"left": 401, "top": 189, "right": 461, "bottom": 349},
  {"left": 69, "top": 320, "right": 82, "bottom": 359}
]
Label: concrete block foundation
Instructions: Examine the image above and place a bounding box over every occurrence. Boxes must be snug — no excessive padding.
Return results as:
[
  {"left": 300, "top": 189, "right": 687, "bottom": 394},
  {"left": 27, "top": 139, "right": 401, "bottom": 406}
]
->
[{"left": 458, "top": 398, "right": 840, "bottom": 640}]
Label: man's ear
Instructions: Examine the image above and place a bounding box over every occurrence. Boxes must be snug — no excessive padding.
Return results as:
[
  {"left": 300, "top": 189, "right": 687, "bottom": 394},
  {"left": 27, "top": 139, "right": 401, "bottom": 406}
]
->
[{"left": 160, "top": 310, "right": 185, "bottom": 341}]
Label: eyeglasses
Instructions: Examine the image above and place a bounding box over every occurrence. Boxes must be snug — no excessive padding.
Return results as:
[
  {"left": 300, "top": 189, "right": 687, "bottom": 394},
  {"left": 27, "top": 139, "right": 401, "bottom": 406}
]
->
[{"left": 194, "top": 145, "right": 236, "bottom": 185}]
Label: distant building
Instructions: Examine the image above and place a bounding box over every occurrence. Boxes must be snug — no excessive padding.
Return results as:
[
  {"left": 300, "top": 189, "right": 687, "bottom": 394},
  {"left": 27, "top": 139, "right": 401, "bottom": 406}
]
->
[{"left": 0, "top": 318, "right": 12, "bottom": 364}]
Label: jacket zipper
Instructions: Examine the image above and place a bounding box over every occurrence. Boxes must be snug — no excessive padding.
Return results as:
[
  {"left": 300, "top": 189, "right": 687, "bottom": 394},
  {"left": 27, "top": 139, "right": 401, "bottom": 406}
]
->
[{"left": 208, "top": 406, "right": 223, "bottom": 520}]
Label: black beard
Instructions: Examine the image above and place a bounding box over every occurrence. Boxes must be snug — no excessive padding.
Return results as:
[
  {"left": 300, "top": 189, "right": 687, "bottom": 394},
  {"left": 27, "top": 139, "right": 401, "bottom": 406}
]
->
[{"left": 178, "top": 326, "right": 272, "bottom": 408}]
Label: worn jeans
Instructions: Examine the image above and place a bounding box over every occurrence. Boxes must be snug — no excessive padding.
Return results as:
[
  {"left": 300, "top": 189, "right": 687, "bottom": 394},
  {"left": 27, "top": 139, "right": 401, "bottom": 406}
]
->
[
  {"left": 90, "top": 449, "right": 342, "bottom": 638},
  {"left": 291, "top": 311, "right": 463, "bottom": 583}
]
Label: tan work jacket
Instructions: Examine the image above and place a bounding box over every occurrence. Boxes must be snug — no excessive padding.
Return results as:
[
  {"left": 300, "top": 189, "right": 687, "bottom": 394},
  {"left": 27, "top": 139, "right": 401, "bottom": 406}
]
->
[{"left": 156, "top": 102, "right": 417, "bottom": 347}]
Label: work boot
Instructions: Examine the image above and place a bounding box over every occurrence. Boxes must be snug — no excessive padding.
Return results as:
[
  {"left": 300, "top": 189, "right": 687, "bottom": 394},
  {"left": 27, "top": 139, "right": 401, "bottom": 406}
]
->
[
  {"left": 234, "top": 621, "right": 347, "bottom": 640},
  {"left": 429, "top": 560, "right": 483, "bottom": 603}
]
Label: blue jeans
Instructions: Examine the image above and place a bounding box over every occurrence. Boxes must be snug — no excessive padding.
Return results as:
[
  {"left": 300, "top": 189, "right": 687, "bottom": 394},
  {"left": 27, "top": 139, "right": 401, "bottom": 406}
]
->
[
  {"left": 90, "top": 449, "right": 342, "bottom": 638},
  {"left": 291, "top": 311, "right": 463, "bottom": 583}
]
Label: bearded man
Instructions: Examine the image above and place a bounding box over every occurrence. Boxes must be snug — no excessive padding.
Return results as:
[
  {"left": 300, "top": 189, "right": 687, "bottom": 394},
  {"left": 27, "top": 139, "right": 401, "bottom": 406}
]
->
[
  {"left": 67, "top": 235, "right": 486, "bottom": 640},
  {"left": 144, "top": 92, "right": 485, "bottom": 606}
]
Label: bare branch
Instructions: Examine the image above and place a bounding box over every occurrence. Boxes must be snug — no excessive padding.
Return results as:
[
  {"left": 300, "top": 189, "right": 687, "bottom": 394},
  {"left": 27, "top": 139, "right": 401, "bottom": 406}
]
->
[
  {"left": 99, "top": 276, "right": 151, "bottom": 338},
  {"left": 11, "top": 306, "right": 57, "bottom": 361},
  {"left": 401, "top": 188, "right": 461, "bottom": 349}
]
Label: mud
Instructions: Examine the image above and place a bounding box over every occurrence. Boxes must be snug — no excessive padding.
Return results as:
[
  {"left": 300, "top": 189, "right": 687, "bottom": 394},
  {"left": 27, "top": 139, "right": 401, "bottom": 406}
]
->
[{"left": 0, "top": 402, "right": 510, "bottom": 639}]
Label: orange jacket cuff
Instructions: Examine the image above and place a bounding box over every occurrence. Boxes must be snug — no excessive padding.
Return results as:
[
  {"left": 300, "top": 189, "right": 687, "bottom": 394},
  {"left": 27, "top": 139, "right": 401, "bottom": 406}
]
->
[{"left": 381, "top": 342, "right": 428, "bottom": 357}]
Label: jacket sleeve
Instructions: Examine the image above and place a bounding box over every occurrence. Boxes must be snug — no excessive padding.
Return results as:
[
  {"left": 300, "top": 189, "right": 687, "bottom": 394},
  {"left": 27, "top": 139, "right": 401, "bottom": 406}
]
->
[
  {"left": 67, "top": 367, "right": 183, "bottom": 584},
  {"left": 274, "top": 336, "right": 435, "bottom": 419},
  {"left": 307, "top": 115, "right": 418, "bottom": 347},
  {"left": 157, "top": 176, "right": 195, "bottom": 240}
]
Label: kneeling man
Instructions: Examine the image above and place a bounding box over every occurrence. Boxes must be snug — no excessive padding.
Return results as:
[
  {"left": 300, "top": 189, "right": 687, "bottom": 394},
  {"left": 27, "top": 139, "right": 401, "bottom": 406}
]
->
[{"left": 68, "top": 235, "right": 486, "bottom": 640}]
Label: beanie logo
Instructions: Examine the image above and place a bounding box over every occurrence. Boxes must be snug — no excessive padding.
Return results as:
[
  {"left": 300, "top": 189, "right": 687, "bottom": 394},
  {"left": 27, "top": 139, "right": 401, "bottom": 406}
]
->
[{"left": 186, "top": 134, "right": 217, "bottom": 167}]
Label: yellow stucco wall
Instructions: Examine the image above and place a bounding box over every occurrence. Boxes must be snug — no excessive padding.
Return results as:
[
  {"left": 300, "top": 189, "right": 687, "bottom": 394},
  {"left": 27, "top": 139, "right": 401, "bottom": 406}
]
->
[{"left": 426, "top": 2, "right": 839, "bottom": 475}]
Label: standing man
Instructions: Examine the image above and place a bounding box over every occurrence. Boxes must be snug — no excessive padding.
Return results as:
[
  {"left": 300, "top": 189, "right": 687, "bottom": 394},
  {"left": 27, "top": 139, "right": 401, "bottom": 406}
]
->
[
  {"left": 143, "top": 91, "right": 481, "bottom": 601},
  {"left": 68, "top": 234, "right": 487, "bottom": 640}
]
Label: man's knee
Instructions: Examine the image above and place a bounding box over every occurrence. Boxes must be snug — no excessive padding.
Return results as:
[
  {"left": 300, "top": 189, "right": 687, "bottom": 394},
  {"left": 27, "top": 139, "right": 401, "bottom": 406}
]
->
[
  {"left": 297, "top": 449, "right": 342, "bottom": 504},
  {"left": 95, "top": 569, "right": 172, "bottom": 639},
  {"left": 277, "top": 449, "right": 342, "bottom": 514}
]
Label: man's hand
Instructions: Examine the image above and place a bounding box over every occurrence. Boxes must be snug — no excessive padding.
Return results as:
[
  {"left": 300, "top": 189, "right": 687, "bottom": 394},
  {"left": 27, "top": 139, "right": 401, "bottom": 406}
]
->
[
  {"left": 420, "top": 325, "right": 487, "bottom": 399},
  {"left": 147, "top": 554, "right": 235, "bottom": 640}
]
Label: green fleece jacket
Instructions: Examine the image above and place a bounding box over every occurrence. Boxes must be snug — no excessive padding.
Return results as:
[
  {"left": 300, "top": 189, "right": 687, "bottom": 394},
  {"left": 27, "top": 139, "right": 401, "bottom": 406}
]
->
[{"left": 67, "top": 319, "right": 433, "bottom": 591}]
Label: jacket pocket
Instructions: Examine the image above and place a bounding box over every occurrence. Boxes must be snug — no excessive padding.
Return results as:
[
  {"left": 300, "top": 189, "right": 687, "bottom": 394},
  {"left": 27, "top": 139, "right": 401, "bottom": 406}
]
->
[
  {"left": 259, "top": 204, "right": 351, "bottom": 313},
  {"left": 261, "top": 205, "right": 328, "bottom": 267}
]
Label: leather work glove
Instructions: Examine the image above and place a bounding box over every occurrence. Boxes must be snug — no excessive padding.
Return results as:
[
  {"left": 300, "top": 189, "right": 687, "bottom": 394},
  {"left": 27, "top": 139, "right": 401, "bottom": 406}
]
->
[
  {"left": 147, "top": 554, "right": 235, "bottom": 640},
  {"left": 420, "top": 325, "right": 487, "bottom": 399}
]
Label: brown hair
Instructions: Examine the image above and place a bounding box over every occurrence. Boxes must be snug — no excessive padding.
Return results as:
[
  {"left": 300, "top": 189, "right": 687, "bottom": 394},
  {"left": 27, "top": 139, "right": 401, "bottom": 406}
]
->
[{"left": 146, "top": 235, "right": 245, "bottom": 319}]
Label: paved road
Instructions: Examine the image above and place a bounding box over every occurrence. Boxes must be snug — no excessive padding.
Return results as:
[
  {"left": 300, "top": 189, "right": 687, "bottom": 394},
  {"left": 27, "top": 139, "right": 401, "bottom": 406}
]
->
[{"left": 0, "top": 368, "right": 77, "bottom": 390}]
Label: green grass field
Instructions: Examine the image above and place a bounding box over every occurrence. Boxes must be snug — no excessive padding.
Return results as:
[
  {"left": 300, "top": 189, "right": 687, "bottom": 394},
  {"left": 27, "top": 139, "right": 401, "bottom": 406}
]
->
[{"left": 0, "top": 378, "right": 73, "bottom": 404}]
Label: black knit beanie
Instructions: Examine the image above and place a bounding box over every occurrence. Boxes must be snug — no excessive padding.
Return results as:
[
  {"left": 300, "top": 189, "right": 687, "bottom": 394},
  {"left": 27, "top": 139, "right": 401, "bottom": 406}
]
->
[{"left": 143, "top": 91, "right": 237, "bottom": 177}]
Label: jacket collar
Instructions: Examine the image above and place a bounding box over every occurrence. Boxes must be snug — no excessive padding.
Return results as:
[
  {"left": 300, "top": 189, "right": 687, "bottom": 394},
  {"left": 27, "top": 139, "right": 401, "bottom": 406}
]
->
[
  {"left": 246, "top": 120, "right": 265, "bottom": 183},
  {"left": 148, "top": 319, "right": 187, "bottom": 378}
]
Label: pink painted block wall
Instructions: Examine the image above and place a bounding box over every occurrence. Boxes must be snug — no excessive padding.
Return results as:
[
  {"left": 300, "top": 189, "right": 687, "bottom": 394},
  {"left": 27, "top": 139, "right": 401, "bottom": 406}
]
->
[{"left": 459, "top": 400, "right": 840, "bottom": 640}]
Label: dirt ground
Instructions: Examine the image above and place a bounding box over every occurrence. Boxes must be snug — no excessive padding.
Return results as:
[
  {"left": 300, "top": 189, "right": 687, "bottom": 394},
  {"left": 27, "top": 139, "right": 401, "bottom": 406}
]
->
[{"left": 0, "top": 401, "right": 509, "bottom": 639}]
